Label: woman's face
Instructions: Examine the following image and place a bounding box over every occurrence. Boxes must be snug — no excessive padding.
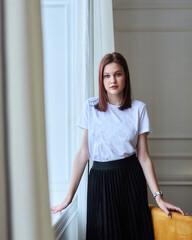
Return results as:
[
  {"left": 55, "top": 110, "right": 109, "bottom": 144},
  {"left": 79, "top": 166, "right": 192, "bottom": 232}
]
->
[{"left": 103, "top": 62, "right": 125, "bottom": 99}]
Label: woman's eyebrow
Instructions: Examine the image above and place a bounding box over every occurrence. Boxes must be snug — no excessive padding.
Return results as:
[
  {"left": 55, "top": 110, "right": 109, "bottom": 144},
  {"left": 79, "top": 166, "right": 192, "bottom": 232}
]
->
[{"left": 103, "top": 70, "right": 122, "bottom": 74}]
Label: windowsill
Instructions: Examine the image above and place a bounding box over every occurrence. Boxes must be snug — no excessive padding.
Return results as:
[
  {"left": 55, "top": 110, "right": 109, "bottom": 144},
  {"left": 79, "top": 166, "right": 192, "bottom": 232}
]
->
[{"left": 51, "top": 195, "right": 78, "bottom": 237}]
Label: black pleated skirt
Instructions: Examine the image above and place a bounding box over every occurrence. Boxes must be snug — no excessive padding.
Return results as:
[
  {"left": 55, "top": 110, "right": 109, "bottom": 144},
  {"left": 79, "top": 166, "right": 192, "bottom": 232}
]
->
[{"left": 86, "top": 153, "right": 154, "bottom": 240}]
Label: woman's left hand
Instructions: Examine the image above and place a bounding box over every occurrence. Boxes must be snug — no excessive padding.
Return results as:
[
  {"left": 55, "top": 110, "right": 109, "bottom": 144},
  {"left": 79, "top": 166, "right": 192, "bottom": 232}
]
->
[{"left": 155, "top": 196, "right": 188, "bottom": 218}]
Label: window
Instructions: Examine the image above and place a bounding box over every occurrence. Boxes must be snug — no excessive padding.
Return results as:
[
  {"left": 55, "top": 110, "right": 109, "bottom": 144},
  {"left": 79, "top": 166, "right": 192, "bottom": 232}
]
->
[{"left": 41, "top": 0, "right": 90, "bottom": 211}]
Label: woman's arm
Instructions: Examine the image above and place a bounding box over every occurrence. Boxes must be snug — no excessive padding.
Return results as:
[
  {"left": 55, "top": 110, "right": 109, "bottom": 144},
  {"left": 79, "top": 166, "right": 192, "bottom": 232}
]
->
[
  {"left": 51, "top": 129, "right": 89, "bottom": 213},
  {"left": 137, "top": 132, "right": 187, "bottom": 217}
]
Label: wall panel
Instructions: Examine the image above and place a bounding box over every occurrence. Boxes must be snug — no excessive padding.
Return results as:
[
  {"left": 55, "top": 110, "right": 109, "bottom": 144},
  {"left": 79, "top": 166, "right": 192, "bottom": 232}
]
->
[{"left": 113, "top": 0, "right": 192, "bottom": 214}]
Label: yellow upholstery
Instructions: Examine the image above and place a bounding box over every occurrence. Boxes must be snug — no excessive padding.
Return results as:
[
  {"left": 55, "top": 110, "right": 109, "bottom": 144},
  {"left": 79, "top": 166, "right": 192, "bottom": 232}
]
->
[{"left": 149, "top": 204, "right": 192, "bottom": 240}]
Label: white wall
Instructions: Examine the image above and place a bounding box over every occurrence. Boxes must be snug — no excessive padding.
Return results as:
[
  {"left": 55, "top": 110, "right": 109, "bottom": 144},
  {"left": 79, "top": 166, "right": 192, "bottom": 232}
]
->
[{"left": 113, "top": 0, "right": 192, "bottom": 215}]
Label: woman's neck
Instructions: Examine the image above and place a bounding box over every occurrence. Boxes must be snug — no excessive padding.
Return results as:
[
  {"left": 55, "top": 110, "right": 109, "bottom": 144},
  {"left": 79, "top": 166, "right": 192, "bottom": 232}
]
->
[{"left": 107, "top": 94, "right": 123, "bottom": 106}]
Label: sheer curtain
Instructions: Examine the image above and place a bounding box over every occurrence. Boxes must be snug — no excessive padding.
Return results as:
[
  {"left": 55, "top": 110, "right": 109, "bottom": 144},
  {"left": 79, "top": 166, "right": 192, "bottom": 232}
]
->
[
  {"left": 75, "top": 0, "right": 90, "bottom": 238},
  {"left": 1, "top": 0, "right": 115, "bottom": 239},
  {"left": 90, "top": 0, "right": 115, "bottom": 97},
  {"left": 4, "top": 0, "right": 54, "bottom": 239},
  {"left": 77, "top": 0, "right": 115, "bottom": 239}
]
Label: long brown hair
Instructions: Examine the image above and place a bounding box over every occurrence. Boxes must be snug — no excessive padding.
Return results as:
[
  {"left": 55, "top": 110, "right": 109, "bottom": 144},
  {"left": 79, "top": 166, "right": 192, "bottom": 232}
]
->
[{"left": 94, "top": 52, "right": 132, "bottom": 111}]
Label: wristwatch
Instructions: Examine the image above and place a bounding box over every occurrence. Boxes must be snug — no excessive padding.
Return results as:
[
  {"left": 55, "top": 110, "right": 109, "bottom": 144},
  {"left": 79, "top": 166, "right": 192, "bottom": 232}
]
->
[{"left": 152, "top": 191, "right": 163, "bottom": 199}]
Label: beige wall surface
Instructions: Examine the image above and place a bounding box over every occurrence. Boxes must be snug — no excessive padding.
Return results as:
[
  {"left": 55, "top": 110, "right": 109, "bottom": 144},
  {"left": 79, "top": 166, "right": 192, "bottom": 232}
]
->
[{"left": 113, "top": 0, "right": 192, "bottom": 214}]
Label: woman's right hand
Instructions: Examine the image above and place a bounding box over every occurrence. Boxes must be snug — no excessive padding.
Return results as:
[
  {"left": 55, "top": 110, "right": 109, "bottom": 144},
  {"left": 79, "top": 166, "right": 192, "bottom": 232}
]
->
[{"left": 50, "top": 195, "right": 72, "bottom": 214}]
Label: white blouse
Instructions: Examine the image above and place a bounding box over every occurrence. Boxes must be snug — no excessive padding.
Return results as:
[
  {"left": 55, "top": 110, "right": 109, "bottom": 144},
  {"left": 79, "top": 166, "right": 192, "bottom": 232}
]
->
[{"left": 76, "top": 97, "right": 152, "bottom": 162}]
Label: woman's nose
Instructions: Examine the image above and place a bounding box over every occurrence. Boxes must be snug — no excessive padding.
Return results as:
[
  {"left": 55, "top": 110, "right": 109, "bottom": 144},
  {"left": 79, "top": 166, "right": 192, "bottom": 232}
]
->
[{"left": 111, "top": 75, "right": 117, "bottom": 83}]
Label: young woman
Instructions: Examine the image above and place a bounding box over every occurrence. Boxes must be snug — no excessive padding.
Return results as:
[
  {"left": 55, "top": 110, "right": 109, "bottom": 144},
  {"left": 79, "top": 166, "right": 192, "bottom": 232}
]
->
[{"left": 51, "top": 52, "right": 187, "bottom": 240}]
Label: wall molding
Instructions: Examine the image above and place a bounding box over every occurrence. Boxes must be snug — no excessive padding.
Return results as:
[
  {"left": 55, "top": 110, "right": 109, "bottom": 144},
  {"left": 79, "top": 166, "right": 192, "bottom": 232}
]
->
[
  {"left": 151, "top": 154, "right": 192, "bottom": 160},
  {"left": 115, "top": 26, "right": 192, "bottom": 32},
  {"left": 148, "top": 134, "right": 192, "bottom": 140},
  {"left": 114, "top": 6, "right": 192, "bottom": 33},
  {"left": 158, "top": 175, "right": 192, "bottom": 181},
  {"left": 113, "top": 4, "right": 192, "bottom": 10},
  {"left": 159, "top": 181, "right": 192, "bottom": 186},
  {"left": 158, "top": 175, "right": 192, "bottom": 186}
]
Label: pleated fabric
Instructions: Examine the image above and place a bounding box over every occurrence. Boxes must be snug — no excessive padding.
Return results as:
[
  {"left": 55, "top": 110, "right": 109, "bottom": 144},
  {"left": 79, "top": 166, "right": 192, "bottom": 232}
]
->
[{"left": 86, "top": 153, "right": 154, "bottom": 240}]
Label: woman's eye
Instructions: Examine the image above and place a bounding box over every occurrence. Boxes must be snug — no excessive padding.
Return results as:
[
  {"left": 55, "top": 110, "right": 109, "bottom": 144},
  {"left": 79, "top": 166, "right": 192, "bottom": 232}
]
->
[
  {"left": 116, "top": 73, "right": 121, "bottom": 76},
  {"left": 104, "top": 75, "right": 110, "bottom": 78}
]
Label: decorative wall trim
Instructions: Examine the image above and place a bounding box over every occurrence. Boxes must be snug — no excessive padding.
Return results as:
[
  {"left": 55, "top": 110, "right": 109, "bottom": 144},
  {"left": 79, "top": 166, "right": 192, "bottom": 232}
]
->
[
  {"left": 158, "top": 175, "right": 192, "bottom": 186},
  {"left": 113, "top": 4, "right": 192, "bottom": 10},
  {"left": 158, "top": 175, "right": 192, "bottom": 181},
  {"left": 114, "top": 4, "right": 192, "bottom": 32},
  {"left": 159, "top": 181, "right": 192, "bottom": 186},
  {"left": 148, "top": 135, "right": 192, "bottom": 140},
  {"left": 54, "top": 195, "right": 78, "bottom": 240},
  {"left": 115, "top": 26, "right": 192, "bottom": 32},
  {"left": 151, "top": 154, "right": 192, "bottom": 160}
]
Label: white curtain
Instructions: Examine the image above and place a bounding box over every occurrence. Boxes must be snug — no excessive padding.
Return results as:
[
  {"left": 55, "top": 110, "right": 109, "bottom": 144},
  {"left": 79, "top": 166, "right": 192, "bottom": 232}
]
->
[
  {"left": 4, "top": 0, "right": 54, "bottom": 239},
  {"left": 90, "top": 0, "right": 115, "bottom": 97},
  {"left": 78, "top": 0, "right": 115, "bottom": 239},
  {"left": 1, "top": 0, "right": 114, "bottom": 239},
  {"left": 75, "top": 0, "right": 90, "bottom": 239}
]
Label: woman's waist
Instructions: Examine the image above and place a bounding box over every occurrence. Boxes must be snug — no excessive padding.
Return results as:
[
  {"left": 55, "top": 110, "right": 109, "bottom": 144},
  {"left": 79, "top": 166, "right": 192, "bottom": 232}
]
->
[{"left": 91, "top": 153, "right": 138, "bottom": 170}]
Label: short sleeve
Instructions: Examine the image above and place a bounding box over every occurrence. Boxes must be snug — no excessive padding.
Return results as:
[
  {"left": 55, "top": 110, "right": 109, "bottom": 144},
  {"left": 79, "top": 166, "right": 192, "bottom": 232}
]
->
[
  {"left": 138, "top": 104, "right": 152, "bottom": 135},
  {"left": 76, "top": 99, "right": 89, "bottom": 129}
]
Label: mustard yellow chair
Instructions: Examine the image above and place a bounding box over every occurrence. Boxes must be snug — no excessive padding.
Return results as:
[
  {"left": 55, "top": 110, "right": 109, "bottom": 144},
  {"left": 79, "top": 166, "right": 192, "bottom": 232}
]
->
[{"left": 149, "top": 204, "right": 192, "bottom": 240}]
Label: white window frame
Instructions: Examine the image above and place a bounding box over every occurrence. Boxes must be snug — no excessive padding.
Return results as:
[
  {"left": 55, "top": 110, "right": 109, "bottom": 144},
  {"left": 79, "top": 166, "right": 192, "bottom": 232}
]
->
[{"left": 41, "top": 0, "right": 90, "bottom": 232}]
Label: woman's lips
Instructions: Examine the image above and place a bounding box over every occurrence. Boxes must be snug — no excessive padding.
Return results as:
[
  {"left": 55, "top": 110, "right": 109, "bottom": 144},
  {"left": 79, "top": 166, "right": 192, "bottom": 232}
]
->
[{"left": 110, "top": 86, "right": 118, "bottom": 89}]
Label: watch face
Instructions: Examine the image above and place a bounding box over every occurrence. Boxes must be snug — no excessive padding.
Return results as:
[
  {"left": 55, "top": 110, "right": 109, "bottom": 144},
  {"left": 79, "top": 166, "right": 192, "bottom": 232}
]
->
[{"left": 153, "top": 191, "right": 163, "bottom": 199}]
